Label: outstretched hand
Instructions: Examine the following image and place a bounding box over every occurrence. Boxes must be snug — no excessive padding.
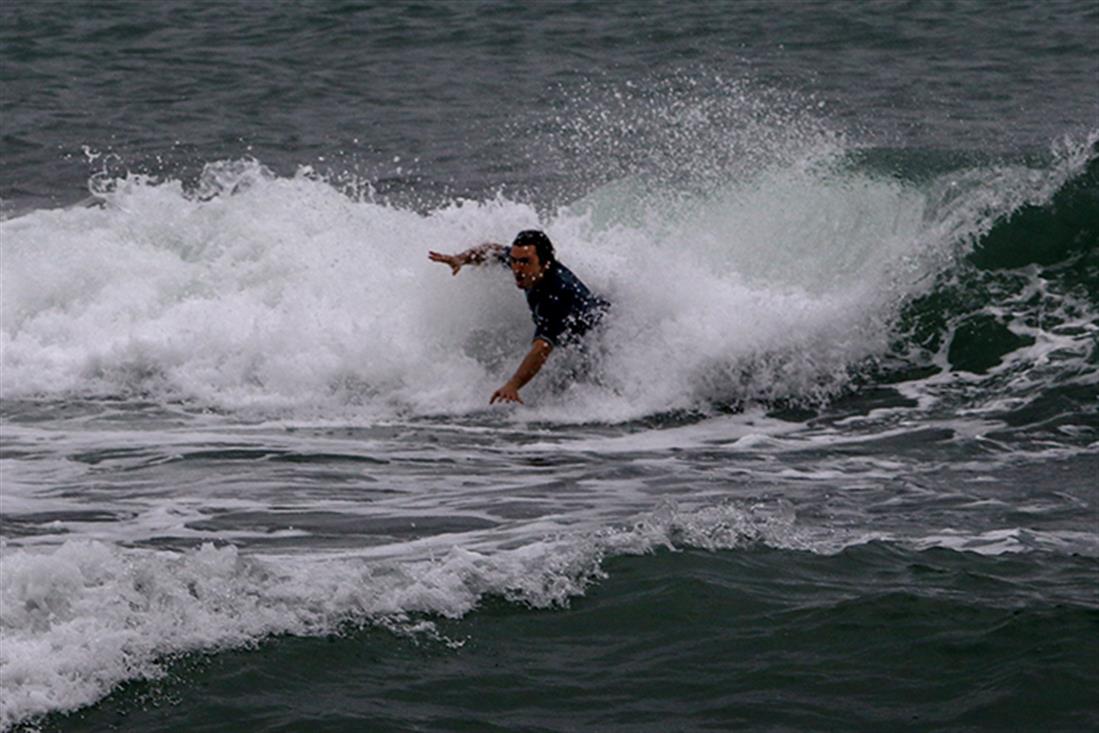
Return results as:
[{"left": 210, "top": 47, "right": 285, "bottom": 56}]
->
[
  {"left": 490, "top": 383, "right": 524, "bottom": 405},
  {"left": 428, "top": 251, "right": 463, "bottom": 276}
]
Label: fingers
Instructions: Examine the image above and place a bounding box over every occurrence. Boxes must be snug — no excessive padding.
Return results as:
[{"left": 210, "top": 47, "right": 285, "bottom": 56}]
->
[
  {"left": 428, "top": 251, "right": 462, "bottom": 275},
  {"left": 490, "top": 389, "right": 523, "bottom": 405}
]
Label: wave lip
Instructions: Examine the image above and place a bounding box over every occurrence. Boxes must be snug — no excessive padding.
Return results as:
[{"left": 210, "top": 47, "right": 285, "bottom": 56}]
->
[
  {"left": 0, "top": 498, "right": 810, "bottom": 730},
  {"left": 4, "top": 491, "right": 1094, "bottom": 730}
]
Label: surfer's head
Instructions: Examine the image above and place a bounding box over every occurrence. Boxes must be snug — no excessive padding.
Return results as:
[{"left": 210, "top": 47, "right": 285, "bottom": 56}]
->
[
  {"left": 513, "top": 230, "right": 555, "bottom": 265},
  {"left": 509, "top": 230, "right": 554, "bottom": 290}
]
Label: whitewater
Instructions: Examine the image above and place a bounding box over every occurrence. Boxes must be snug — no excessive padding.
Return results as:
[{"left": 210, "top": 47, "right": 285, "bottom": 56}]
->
[{"left": 5, "top": 131, "right": 1091, "bottom": 419}]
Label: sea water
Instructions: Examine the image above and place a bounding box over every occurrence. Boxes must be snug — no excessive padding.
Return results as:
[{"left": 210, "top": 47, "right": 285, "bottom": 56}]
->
[{"left": 2, "top": 2, "right": 1097, "bottom": 731}]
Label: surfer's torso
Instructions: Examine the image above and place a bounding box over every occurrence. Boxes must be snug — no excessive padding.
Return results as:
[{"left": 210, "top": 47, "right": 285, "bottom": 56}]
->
[{"left": 524, "top": 262, "right": 609, "bottom": 347}]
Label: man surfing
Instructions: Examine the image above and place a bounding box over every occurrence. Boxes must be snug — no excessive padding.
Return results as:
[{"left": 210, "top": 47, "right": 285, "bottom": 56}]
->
[{"left": 429, "top": 230, "right": 609, "bottom": 405}]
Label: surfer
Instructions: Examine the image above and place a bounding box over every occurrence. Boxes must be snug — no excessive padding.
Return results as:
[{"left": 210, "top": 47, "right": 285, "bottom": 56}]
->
[{"left": 429, "top": 230, "right": 609, "bottom": 405}]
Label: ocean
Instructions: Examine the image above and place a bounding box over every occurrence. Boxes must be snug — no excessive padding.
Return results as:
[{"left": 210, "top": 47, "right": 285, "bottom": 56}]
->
[{"left": 1, "top": 1, "right": 1097, "bottom": 731}]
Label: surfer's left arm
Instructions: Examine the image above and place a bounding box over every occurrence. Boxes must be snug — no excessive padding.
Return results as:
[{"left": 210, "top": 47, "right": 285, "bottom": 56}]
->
[{"left": 490, "top": 338, "right": 553, "bottom": 405}]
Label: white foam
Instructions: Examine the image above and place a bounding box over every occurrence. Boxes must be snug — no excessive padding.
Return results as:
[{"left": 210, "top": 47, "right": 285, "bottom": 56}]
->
[
  {"left": 5, "top": 128, "right": 1095, "bottom": 422},
  {"left": 0, "top": 146, "right": 951, "bottom": 422}
]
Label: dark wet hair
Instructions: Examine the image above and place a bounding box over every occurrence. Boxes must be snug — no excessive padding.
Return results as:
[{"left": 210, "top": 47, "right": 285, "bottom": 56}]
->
[{"left": 512, "top": 229, "right": 555, "bottom": 266}]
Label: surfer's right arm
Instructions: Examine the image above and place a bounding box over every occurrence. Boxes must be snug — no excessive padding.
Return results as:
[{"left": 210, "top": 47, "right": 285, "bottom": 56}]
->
[{"left": 428, "top": 243, "right": 507, "bottom": 276}]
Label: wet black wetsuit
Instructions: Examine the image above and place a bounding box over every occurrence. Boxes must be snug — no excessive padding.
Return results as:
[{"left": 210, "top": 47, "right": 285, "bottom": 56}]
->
[{"left": 524, "top": 262, "right": 609, "bottom": 347}]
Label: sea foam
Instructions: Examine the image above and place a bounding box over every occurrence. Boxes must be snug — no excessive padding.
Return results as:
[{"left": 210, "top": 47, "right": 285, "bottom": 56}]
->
[{"left": 0, "top": 154, "right": 946, "bottom": 420}]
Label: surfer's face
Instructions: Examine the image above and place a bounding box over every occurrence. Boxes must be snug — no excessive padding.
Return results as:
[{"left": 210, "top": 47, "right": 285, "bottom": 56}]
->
[{"left": 509, "top": 244, "right": 547, "bottom": 290}]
